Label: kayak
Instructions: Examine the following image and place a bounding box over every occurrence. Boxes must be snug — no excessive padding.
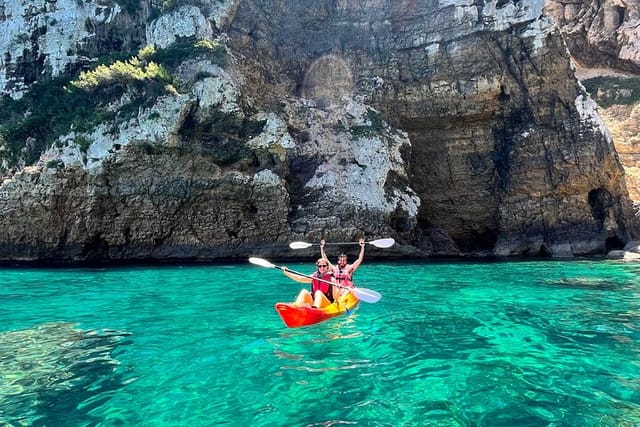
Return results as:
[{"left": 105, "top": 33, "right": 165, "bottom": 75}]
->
[{"left": 275, "top": 291, "right": 359, "bottom": 328}]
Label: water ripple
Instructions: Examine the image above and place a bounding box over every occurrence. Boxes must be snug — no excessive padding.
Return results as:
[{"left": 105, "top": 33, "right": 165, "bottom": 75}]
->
[{"left": 2, "top": 261, "right": 640, "bottom": 425}]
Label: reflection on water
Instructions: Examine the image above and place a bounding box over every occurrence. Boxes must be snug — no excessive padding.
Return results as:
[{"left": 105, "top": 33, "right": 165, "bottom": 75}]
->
[{"left": 0, "top": 322, "right": 131, "bottom": 425}]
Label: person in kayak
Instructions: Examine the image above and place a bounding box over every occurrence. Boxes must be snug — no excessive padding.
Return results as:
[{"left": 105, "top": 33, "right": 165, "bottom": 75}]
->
[
  {"left": 320, "top": 238, "right": 365, "bottom": 289},
  {"left": 283, "top": 258, "right": 338, "bottom": 308}
]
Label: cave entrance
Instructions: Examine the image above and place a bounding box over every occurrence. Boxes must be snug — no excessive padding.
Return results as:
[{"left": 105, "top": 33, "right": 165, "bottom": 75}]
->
[{"left": 588, "top": 188, "right": 611, "bottom": 224}]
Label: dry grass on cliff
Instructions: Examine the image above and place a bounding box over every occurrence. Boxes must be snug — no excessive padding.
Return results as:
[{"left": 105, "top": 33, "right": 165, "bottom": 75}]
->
[
  {"left": 581, "top": 72, "right": 640, "bottom": 201},
  {"left": 601, "top": 104, "right": 640, "bottom": 149},
  {"left": 582, "top": 75, "right": 640, "bottom": 148}
]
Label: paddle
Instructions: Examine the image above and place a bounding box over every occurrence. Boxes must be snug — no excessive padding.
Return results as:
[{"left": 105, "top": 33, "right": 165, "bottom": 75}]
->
[
  {"left": 248, "top": 257, "right": 381, "bottom": 303},
  {"left": 289, "top": 237, "right": 395, "bottom": 250}
]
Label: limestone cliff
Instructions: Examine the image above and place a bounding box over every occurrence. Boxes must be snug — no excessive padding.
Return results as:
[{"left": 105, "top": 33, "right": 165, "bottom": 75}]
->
[
  {"left": 546, "top": 0, "right": 640, "bottom": 231},
  {"left": 0, "top": 0, "right": 635, "bottom": 262}
]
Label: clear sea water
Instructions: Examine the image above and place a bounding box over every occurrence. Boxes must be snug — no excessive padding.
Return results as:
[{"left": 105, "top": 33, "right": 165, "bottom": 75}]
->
[{"left": 2, "top": 259, "right": 640, "bottom": 426}]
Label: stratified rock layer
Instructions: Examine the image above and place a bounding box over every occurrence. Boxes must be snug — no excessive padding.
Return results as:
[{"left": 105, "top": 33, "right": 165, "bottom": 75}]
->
[
  {"left": 228, "top": 0, "right": 634, "bottom": 256},
  {"left": 546, "top": 0, "right": 640, "bottom": 209}
]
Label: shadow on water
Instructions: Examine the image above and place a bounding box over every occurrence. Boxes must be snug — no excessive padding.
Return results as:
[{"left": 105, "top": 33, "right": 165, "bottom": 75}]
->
[
  {"left": 543, "top": 277, "right": 627, "bottom": 291},
  {"left": 0, "top": 322, "right": 132, "bottom": 426}
]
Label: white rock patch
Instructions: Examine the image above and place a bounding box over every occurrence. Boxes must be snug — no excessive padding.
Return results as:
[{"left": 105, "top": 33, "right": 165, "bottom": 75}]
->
[
  {"left": 146, "top": 6, "right": 213, "bottom": 49},
  {"left": 247, "top": 113, "right": 296, "bottom": 150},
  {"left": 0, "top": 0, "right": 123, "bottom": 98}
]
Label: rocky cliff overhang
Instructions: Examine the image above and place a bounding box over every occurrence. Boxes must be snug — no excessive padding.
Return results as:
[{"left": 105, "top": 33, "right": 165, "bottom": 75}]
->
[
  {"left": 0, "top": 0, "right": 635, "bottom": 263},
  {"left": 545, "top": 0, "right": 640, "bottom": 74}
]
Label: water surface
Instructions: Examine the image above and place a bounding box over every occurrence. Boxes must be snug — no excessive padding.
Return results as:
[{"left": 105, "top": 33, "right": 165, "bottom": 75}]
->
[{"left": 2, "top": 260, "right": 640, "bottom": 425}]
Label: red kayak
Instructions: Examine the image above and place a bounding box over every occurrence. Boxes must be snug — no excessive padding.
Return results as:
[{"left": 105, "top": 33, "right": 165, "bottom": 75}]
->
[{"left": 275, "top": 291, "right": 359, "bottom": 328}]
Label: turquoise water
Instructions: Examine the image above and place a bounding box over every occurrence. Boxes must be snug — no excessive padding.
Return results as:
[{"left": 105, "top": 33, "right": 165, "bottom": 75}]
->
[{"left": 2, "top": 260, "right": 640, "bottom": 426}]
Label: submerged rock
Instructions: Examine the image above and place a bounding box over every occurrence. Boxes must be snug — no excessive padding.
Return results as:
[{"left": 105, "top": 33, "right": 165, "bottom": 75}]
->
[{"left": 0, "top": 322, "right": 132, "bottom": 425}]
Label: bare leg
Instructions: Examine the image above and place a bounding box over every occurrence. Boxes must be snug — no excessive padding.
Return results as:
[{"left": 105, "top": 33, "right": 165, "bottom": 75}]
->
[
  {"left": 295, "top": 289, "right": 313, "bottom": 306},
  {"left": 313, "top": 290, "right": 331, "bottom": 308}
]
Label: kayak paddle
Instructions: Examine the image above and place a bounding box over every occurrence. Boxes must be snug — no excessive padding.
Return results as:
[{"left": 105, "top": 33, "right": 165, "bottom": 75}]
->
[
  {"left": 289, "top": 237, "right": 395, "bottom": 250},
  {"left": 248, "top": 257, "right": 381, "bottom": 303}
]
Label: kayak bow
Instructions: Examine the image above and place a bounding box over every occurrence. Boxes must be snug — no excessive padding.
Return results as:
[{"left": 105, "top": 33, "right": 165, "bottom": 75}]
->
[{"left": 275, "top": 291, "right": 359, "bottom": 328}]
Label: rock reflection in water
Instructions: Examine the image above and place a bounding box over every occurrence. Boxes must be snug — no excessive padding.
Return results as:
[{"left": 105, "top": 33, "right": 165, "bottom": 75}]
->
[{"left": 0, "top": 322, "right": 132, "bottom": 425}]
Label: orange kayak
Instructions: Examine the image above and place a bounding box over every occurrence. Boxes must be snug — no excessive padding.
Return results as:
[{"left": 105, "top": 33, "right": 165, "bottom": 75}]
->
[{"left": 275, "top": 291, "right": 359, "bottom": 328}]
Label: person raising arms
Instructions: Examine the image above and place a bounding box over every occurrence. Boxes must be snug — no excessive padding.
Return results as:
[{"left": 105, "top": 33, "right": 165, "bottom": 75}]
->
[
  {"left": 320, "top": 238, "right": 365, "bottom": 289},
  {"left": 282, "top": 258, "right": 339, "bottom": 308}
]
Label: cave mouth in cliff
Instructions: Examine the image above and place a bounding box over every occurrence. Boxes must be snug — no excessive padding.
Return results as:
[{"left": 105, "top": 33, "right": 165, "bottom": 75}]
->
[
  {"left": 605, "top": 236, "right": 624, "bottom": 252},
  {"left": 457, "top": 230, "right": 498, "bottom": 253},
  {"left": 588, "top": 188, "right": 610, "bottom": 223}
]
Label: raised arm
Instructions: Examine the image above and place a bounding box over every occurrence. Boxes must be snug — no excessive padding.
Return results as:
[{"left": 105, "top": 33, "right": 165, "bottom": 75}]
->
[
  {"left": 320, "top": 239, "right": 335, "bottom": 270},
  {"left": 349, "top": 238, "right": 366, "bottom": 274}
]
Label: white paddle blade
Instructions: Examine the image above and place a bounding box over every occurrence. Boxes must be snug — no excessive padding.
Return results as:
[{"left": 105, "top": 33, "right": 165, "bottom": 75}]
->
[
  {"left": 249, "top": 257, "right": 276, "bottom": 268},
  {"left": 351, "top": 287, "right": 381, "bottom": 303},
  {"left": 289, "top": 241, "right": 313, "bottom": 249},
  {"left": 370, "top": 238, "right": 395, "bottom": 248}
]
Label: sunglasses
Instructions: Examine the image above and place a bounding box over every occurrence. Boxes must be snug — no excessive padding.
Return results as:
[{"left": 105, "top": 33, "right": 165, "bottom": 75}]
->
[{"left": 317, "top": 264, "right": 328, "bottom": 267}]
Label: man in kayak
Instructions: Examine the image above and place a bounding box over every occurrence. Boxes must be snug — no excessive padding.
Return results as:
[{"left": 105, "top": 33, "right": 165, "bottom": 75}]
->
[
  {"left": 320, "top": 238, "right": 365, "bottom": 289},
  {"left": 283, "top": 258, "right": 338, "bottom": 308}
]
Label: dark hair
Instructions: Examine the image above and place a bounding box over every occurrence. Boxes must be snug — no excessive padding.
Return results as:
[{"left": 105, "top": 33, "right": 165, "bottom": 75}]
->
[{"left": 338, "top": 253, "right": 347, "bottom": 258}]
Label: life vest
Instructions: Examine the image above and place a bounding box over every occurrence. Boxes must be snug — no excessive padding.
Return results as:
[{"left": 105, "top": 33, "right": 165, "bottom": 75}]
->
[
  {"left": 333, "top": 267, "right": 354, "bottom": 288},
  {"left": 312, "top": 272, "right": 335, "bottom": 302}
]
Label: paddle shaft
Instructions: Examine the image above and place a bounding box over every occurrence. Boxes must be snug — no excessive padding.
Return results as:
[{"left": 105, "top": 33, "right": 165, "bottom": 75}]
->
[
  {"left": 289, "top": 238, "right": 394, "bottom": 250},
  {"left": 277, "top": 265, "right": 349, "bottom": 290},
  {"left": 279, "top": 266, "right": 381, "bottom": 303},
  {"left": 248, "top": 257, "right": 381, "bottom": 303},
  {"left": 315, "top": 241, "right": 378, "bottom": 246}
]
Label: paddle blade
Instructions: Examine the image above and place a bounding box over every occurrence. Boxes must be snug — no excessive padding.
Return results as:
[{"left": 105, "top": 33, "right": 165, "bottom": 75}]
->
[
  {"left": 289, "top": 241, "right": 313, "bottom": 249},
  {"left": 370, "top": 238, "right": 395, "bottom": 248},
  {"left": 351, "top": 287, "right": 381, "bottom": 303},
  {"left": 249, "top": 257, "right": 276, "bottom": 268}
]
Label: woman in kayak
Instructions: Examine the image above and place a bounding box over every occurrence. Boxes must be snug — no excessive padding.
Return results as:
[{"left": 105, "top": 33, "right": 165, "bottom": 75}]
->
[
  {"left": 320, "top": 238, "right": 365, "bottom": 289},
  {"left": 283, "top": 258, "right": 338, "bottom": 308}
]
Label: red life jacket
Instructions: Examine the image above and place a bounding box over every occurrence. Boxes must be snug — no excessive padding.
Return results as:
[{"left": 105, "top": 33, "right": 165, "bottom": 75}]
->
[
  {"left": 333, "top": 267, "right": 353, "bottom": 288},
  {"left": 312, "top": 272, "right": 334, "bottom": 302}
]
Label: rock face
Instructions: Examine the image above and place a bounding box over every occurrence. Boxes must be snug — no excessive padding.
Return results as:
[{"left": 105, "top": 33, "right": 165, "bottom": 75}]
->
[
  {"left": 0, "top": 0, "right": 149, "bottom": 99},
  {"left": 0, "top": 0, "right": 636, "bottom": 262},
  {"left": 227, "top": 0, "right": 634, "bottom": 257},
  {"left": 545, "top": 0, "right": 640, "bottom": 73},
  {"left": 545, "top": 0, "right": 640, "bottom": 246}
]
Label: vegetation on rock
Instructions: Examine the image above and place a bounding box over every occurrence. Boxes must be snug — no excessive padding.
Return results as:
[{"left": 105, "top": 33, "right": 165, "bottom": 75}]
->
[
  {"left": 583, "top": 76, "right": 640, "bottom": 107},
  {"left": 0, "top": 39, "right": 226, "bottom": 175}
]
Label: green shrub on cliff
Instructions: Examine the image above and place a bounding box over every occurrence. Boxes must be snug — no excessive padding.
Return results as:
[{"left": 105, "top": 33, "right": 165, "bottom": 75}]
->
[
  {"left": 0, "top": 38, "right": 226, "bottom": 171},
  {"left": 115, "top": 0, "right": 142, "bottom": 14},
  {"left": 0, "top": 76, "right": 106, "bottom": 168},
  {"left": 71, "top": 40, "right": 225, "bottom": 92},
  {"left": 150, "top": 39, "right": 226, "bottom": 69},
  {"left": 583, "top": 76, "right": 640, "bottom": 107},
  {"left": 70, "top": 56, "right": 174, "bottom": 92}
]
